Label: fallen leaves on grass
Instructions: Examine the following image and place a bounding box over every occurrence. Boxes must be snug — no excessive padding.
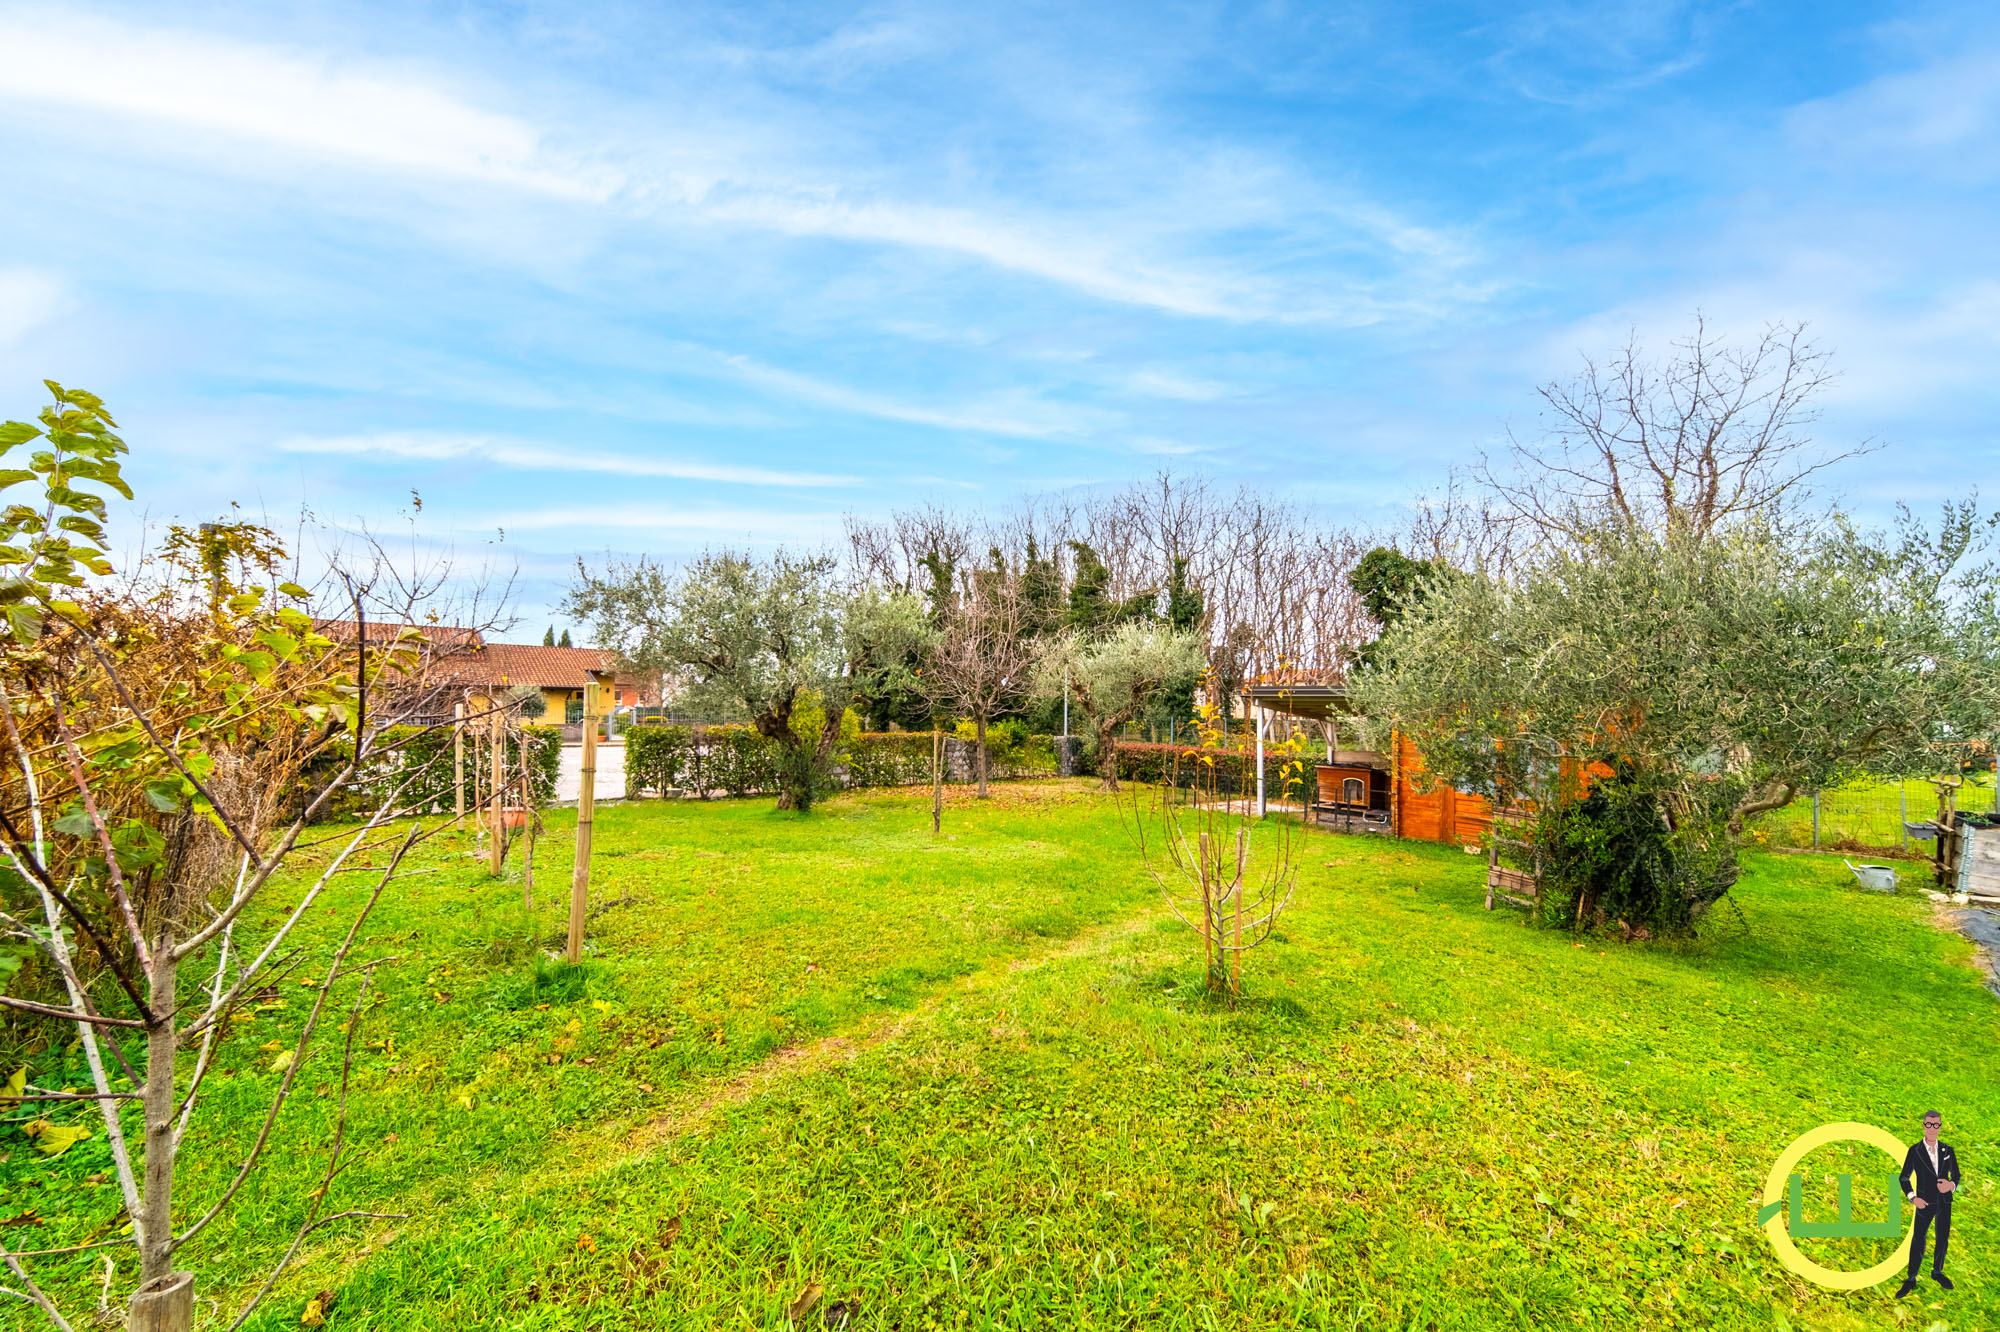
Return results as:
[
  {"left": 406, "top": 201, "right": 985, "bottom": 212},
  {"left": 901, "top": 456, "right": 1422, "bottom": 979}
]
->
[
  {"left": 23, "top": 1120, "right": 90, "bottom": 1157},
  {"left": 299, "top": 1289, "right": 338, "bottom": 1326},
  {"left": 785, "top": 1282, "right": 823, "bottom": 1325}
]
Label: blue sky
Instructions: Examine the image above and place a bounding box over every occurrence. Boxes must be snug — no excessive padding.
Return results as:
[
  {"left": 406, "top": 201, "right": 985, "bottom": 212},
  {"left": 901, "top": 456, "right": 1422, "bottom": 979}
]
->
[{"left": 1, "top": 1, "right": 1996, "bottom": 631}]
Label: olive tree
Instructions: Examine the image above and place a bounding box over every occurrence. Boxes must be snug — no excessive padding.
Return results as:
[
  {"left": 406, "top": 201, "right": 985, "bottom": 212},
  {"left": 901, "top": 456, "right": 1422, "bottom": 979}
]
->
[
  {"left": 565, "top": 549, "right": 929, "bottom": 810},
  {"left": 1354, "top": 506, "right": 2000, "bottom": 924},
  {"left": 1036, "top": 623, "right": 1205, "bottom": 791}
]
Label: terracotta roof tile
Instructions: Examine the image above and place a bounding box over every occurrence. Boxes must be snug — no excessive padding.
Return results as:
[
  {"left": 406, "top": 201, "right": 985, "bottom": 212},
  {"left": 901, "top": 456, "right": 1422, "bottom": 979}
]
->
[{"left": 442, "top": 643, "right": 623, "bottom": 690}]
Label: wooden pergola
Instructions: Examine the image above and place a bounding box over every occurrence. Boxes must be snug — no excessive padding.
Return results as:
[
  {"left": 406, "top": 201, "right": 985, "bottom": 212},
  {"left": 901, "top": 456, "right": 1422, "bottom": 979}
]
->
[{"left": 1242, "top": 681, "right": 1357, "bottom": 817}]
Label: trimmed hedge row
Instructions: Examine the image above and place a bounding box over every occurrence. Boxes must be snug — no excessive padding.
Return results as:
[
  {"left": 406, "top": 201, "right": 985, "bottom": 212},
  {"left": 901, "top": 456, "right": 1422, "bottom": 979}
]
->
[
  {"left": 1112, "top": 742, "right": 1309, "bottom": 801},
  {"left": 624, "top": 724, "right": 1057, "bottom": 798}
]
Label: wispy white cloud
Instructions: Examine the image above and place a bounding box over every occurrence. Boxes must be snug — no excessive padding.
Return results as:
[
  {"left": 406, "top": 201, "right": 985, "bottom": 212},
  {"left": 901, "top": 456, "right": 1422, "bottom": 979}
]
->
[
  {"left": 0, "top": 8, "right": 618, "bottom": 199},
  {"left": 0, "top": 8, "right": 1464, "bottom": 325},
  {"left": 278, "top": 431, "right": 858, "bottom": 487},
  {"left": 699, "top": 192, "right": 1268, "bottom": 320},
  {"left": 1124, "top": 369, "right": 1233, "bottom": 402},
  {"left": 1126, "top": 435, "right": 1205, "bottom": 457},
  {"left": 1785, "top": 47, "right": 2000, "bottom": 177},
  {"left": 715, "top": 352, "right": 1115, "bottom": 439}
]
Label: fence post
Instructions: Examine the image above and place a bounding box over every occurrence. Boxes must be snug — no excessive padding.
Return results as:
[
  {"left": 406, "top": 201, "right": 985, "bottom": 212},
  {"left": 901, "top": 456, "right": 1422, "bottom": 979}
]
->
[
  {"left": 1255, "top": 707, "right": 1266, "bottom": 818},
  {"left": 1900, "top": 784, "right": 1909, "bottom": 854},
  {"left": 1811, "top": 792, "right": 1820, "bottom": 850}
]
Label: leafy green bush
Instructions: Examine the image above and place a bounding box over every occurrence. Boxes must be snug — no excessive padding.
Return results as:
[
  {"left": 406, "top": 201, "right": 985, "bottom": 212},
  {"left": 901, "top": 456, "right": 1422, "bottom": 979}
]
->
[
  {"left": 1531, "top": 763, "right": 1741, "bottom": 934},
  {"left": 624, "top": 723, "right": 780, "bottom": 797},
  {"left": 842, "top": 731, "right": 935, "bottom": 787}
]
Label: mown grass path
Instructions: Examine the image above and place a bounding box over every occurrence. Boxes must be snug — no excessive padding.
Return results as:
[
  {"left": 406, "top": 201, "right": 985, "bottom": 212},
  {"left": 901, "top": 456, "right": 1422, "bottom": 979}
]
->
[{"left": 10, "top": 784, "right": 1997, "bottom": 1330}]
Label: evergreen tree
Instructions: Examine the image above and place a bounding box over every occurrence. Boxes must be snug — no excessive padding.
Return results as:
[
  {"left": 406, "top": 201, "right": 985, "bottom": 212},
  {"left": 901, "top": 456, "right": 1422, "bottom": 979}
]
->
[
  {"left": 1165, "top": 556, "right": 1203, "bottom": 633},
  {"left": 917, "top": 547, "right": 957, "bottom": 625},
  {"left": 559, "top": 628, "right": 573, "bottom": 648},
  {"left": 1065, "top": 541, "right": 1113, "bottom": 631},
  {"left": 1348, "top": 546, "right": 1436, "bottom": 628},
  {"left": 543, "top": 625, "right": 555, "bottom": 646},
  {"left": 1018, "top": 535, "right": 1063, "bottom": 637},
  {"left": 1065, "top": 543, "right": 1155, "bottom": 632},
  {"left": 1151, "top": 556, "right": 1205, "bottom": 730}
]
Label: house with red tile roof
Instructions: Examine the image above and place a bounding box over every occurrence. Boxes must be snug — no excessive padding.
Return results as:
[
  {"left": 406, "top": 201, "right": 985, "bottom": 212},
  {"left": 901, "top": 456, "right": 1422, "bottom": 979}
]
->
[{"left": 318, "top": 621, "right": 655, "bottom": 724}]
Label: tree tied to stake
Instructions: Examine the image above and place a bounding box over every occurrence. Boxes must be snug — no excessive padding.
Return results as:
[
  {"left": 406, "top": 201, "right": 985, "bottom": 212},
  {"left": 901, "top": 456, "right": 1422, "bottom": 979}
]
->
[{"left": 1123, "top": 670, "right": 1309, "bottom": 999}]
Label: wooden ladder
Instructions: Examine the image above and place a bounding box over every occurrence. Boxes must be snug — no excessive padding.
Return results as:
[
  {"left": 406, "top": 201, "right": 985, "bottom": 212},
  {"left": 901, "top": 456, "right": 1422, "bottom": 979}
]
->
[{"left": 1485, "top": 804, "right": 1541, "bottom": 911}]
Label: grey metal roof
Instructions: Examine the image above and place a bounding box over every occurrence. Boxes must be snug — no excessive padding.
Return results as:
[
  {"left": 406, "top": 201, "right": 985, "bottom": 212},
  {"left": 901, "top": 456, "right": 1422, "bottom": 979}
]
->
[{"left": 1243, "top": 682, "right": 1356, "bottom": 720}]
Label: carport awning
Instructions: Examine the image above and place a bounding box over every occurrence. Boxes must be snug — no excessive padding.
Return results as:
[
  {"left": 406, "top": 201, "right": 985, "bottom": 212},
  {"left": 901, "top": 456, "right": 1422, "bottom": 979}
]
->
[{"left": 1244, "top": 683, "right": 1355, "bottom": 722}]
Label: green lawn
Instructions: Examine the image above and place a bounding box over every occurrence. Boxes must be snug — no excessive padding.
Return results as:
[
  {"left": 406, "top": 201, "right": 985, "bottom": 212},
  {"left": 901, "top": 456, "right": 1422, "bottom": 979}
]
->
[{"left": 9, "top": 784, "right": 1998, "bottom": 1331}]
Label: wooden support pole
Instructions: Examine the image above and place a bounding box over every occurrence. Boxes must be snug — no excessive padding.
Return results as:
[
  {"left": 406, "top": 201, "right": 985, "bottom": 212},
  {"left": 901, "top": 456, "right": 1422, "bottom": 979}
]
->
[
  {"left": 931, "top": 727, "right": 943, "bottom": 835},
  {"left": 489, "top": 705, "right": 505, "bottom": 876},
  {"left": 568, "top": 674, "right": 605, "bottom": 965},
  {"left": 522, "top": 761, "right": 536, "bottom": 910},
  {"left": 453, "top": 700, "right": 465, "bottom": 826},
  {"left": 1231, "top": 826, "right": 1247, "bottom": 993}
]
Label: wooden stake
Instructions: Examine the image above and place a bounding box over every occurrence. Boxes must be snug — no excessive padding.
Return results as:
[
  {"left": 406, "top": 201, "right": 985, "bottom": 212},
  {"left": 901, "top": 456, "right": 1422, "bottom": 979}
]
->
[
  {"left": 1231, "top": 826, "right": 1247, "bottom": 994},
  {"left": 1198, "top": 830, "right": 1216, "bottom": 988},
  {"left": 489, "top": 705, "right": 505, "bottom": 876},
  {"left": 931, "top": 727, "right": 943, "bottom": 835},
  {"left": 453, "top": 700, "right": 465, "bottom": 826},
  {"left": 522, "top": 762, "right": 536, "bottom": 910},
  {"left": 568, "top": 676, "right": 603, "bottom": 964}
]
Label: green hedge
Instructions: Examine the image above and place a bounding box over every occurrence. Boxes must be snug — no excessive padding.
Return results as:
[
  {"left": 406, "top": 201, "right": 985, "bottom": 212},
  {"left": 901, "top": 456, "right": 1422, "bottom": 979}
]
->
[
  {"left": 1112, "top": 742, "right": 1307, "bottom": 801},
  {"left": 842, "top": 731, "right": 936, "bottom": 788},
  {"left": 624, "top": 724, "right": 780, "bottom": 798},
  {"left": 289, "top": 725, "right": 562, "bottom": 823},
  {"left": 625, "top": 725, "right": 1057, "bottom": 798}
]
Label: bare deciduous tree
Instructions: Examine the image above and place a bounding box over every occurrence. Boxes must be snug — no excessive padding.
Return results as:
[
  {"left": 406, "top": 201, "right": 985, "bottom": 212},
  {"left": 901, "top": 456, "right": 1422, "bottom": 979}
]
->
[
  {"left": 1479, "top": 317, "right": 1866, "bottom": 544},
  {"left": 929, "top": 556, "right": 1036, "bottom": 798},
  {"left": 1125, "top": 680, "right": 1307, "bottom": 998}
]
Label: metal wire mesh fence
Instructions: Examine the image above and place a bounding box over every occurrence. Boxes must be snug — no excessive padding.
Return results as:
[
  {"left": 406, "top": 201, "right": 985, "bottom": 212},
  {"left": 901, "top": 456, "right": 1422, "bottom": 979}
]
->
[{"left": 1747, "top": 776, "right": 1998, "bottom": 856}]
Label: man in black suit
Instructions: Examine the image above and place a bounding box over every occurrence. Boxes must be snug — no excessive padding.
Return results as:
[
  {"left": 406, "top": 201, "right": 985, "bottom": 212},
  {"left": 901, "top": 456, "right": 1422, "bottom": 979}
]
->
[{"left": 1896, "top": 1110, "right": 1961, "bottom": 1298}]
